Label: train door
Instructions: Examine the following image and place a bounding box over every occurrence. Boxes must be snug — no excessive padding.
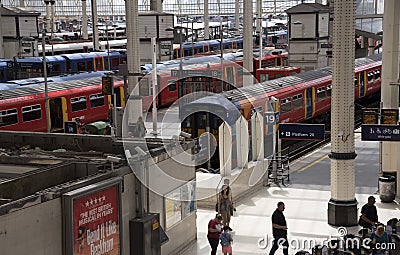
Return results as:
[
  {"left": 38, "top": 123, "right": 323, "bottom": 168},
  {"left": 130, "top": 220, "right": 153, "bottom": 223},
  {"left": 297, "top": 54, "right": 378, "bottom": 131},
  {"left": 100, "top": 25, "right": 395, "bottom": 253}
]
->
[
  {"left": 113, "top": 87, "right": 122, "bottom": 107},
  {"left": 224, "top": 66, "right": 236, "bottom": 89},
  {"left": 94, "top": 56, "right": 104, "bottom": 71},
  {"left": 305, "top": 88, "right": 315, "bottom": 120},
  {"left": 203, "top": 44, "right": 209, "bottom": 53},
  {"left": 49, "top": 97, "right": 67, "bottom": 131},
  {"left": 359, "top": 71, "right": 366, "bottom": 98}
]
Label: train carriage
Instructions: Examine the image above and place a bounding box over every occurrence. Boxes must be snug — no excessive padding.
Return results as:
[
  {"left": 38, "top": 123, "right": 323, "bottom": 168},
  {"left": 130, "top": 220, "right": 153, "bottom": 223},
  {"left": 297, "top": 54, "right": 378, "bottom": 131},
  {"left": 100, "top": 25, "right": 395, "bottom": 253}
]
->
[
  {"left": 180, "top": 54, "right": 382, "bottom": 168},
  {"left": 0, "top": 76, "right": 125, "bottom": 132}
]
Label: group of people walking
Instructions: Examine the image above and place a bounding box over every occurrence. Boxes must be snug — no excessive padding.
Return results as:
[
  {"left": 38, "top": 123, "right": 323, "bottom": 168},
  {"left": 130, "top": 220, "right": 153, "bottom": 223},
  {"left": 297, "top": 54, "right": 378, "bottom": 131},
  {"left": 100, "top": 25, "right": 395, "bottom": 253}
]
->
[
  {"left": 207, "top": 195, "right": 388, "bottom": 255},
  {"left": 207, "top": 185, "right": 235, "bottom": 255}
]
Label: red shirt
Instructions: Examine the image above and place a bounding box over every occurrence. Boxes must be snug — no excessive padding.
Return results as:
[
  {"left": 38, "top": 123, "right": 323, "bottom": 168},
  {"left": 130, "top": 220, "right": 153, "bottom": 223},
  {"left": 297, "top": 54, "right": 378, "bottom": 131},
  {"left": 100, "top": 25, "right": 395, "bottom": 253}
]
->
[{"left": 207, "top": 219, "right": 221, "bottom": 239}]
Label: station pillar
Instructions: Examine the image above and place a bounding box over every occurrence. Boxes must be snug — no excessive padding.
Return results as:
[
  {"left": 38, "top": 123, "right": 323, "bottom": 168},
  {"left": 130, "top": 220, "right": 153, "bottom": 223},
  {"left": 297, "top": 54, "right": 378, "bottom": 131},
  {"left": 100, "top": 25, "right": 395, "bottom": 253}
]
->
[
  {"left": 204, "top": 0, "right": 209, "bottom": 40},
  {"left": 150, "top": 0, "right": 163, "bottom": 12},
  {"left": 91, "top": 0, "right": 100, "bottom": 50},
  {"left": 243, "top": 0, "right": 253, "bottom": 86},
  {"left": 125, "top": 0, "right": 142, "bottom": 121},
  {"left": 44, "top": 0, "right": 51, "bottom": 31},
  {"left": 81, "top": 0, "right": 89, "bottom": 40},
  {"left": 381, "top": 0, "right": 400, "bottom": 197},
  {"left": 328, "top": 0, "right": 358, "bottom": 226}
]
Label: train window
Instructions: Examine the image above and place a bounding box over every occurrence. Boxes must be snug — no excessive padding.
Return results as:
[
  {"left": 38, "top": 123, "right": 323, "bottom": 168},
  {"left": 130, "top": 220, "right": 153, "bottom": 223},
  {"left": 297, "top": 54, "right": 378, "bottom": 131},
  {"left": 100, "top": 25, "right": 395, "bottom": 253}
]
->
[
  {"left": 374, "top": 69, "right": 381, "bottom": 79},
  {"left": 168, "top": 80, "right": 176, "bottom": 91},
  {"left": 283, "top": 57, "right": 289, "bottom": 66},
  {"left": 90, "top": 93, "right": 105, "bottom": 108},
  {"left": 0, "top": 70, "right": 4, "bottom": 81},
  {"left": 317, "top": 87, "right": 326, "bottom": 100},
  {"left": 139, "top": 77, "right": 150, "bottom": 96},
  {"left": 327, "top": 84, "right": 332, "bottom": 97},
  {"left": 0, "top": 108, "right": 18, "bottom": 127},
  {"left": 354, "top": 76, "right": 358, "bottom": 87},
  {"left": 87, "top": 61, "right": 93, "bottom": 71},
  {"left": 22, "top": 104, "right": 42, "bottom": 122},
  {"left": 52, "top": 64, "right": 61, "bottom": 75},
  {"left": 293, "top": 94, "right": 303, "bottom": 109},
  {"left": 280, "top": 98, "right": 291, "bottom": 114},
  {"left": 268, "top": 60, "right": 274, "bottom": 67},
  {"left": 77, "top": 62, "right": 86, "bottom": 72},
  {"left": 111, "top": 58, "right": 119, "bottom": 69},
  {"left": 71, "top": 96, "right": 87, "bottom": 112},
  {"left": 367, "top": 71, "right": 374, "bottom": 82},
  {"left": 275, "top": 74, "right": 285, "bottom": 79}
]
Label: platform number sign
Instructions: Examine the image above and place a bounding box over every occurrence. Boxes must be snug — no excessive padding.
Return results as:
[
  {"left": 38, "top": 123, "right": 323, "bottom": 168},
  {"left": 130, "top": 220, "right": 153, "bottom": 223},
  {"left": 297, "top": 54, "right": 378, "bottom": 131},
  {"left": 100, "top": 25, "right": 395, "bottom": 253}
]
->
[
  {"left": 265, "top": 112, "right": 279, "bottom": 124},
  {"left": 102, "top": 76, "right": 114, "bottom": 95}
]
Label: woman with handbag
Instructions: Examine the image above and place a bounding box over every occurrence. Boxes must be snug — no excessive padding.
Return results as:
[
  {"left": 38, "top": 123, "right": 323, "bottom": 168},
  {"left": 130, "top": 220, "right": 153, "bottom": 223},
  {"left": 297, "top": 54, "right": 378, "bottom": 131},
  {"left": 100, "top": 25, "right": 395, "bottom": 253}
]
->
[{"left": 218, "top": 185, "right": 234, "bottom": 227}]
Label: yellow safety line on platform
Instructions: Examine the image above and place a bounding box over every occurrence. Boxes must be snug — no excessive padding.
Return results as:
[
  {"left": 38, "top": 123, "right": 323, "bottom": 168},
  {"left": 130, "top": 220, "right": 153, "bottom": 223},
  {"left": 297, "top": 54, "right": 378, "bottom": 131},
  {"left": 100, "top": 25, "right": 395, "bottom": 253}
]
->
[{"left": 296, "top": 154, "right": 329, "bottom": 173}]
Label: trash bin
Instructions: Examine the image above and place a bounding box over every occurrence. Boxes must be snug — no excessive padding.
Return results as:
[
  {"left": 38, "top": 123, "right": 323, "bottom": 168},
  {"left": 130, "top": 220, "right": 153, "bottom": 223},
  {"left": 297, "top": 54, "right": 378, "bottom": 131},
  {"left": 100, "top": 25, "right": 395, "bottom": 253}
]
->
[{"left": 379, "top": 175, "right": 396, "bottom": 202}]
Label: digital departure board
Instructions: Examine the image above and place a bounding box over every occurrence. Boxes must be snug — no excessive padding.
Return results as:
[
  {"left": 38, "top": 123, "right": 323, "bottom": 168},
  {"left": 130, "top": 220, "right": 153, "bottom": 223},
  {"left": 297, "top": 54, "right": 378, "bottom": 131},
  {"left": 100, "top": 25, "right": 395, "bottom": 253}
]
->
[
  {"left": 381, "top": 109, "right": 399, "bottom": 125},
  {"left": 362, "top": 108, "right": 379, "bottom": 124}
]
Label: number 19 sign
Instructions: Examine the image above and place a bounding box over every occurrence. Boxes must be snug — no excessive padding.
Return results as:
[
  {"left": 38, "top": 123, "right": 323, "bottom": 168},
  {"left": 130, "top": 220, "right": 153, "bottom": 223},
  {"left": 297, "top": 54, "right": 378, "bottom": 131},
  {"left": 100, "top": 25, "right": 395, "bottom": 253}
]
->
[{"left": 265, "top": 112, "right": 279, "bottom": 124}]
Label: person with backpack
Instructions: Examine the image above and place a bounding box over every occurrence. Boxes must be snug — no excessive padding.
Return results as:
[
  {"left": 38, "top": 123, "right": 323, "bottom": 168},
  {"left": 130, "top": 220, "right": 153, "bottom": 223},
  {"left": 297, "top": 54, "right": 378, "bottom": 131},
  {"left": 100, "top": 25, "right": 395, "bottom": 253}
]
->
[{"left": 220, "top": 226, "right": 233, "bottom": 255}]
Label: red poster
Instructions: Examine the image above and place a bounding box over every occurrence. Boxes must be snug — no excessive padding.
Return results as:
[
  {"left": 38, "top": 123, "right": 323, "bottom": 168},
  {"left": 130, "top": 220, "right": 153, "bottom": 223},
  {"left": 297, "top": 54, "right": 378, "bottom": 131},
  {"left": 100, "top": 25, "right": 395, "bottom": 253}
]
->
[{"left": 73, "top": 185, "right": 120, "bottom": 255}]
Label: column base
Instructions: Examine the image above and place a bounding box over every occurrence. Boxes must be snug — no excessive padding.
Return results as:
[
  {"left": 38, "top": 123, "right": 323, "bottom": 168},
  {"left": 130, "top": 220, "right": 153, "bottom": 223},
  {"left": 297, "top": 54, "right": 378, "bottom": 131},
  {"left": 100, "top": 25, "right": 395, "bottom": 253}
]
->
[{"left": 328, "top": 199, "right": 358, "bottom": 227}]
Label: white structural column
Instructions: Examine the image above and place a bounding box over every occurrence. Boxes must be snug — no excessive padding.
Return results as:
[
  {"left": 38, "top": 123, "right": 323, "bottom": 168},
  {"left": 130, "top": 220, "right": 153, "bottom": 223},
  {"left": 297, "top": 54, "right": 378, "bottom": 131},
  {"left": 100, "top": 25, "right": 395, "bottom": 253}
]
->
[
  {"left": 81, "top": 0, "right": 88, "bottom": 40},
  {"left": 235, "top": 0, "right": 240, "bottom": 36},
  {"left": 328, "top": 0, "right": 358, "bottom": 226},
  {"left": 44, "top": 1, "right": 51, "bottom": 31},
  {"left": 204, "top": 0, "right": 209, "bottom": 40},
  {"left": 256, "top": 0, "right": 262, "bottom": 35},
  {"left": 125, "top": 0, "right": 142, "bottom": 124},
  {"left": 20, "top": 0, "right": 25, "bottom": 7},
  {"left": 50, "top": 1, "right": 55, "bottom": 33},
  {"left": 381, "top": 0, "right": 400, "bottom": 195},
  {"left": 243, "top": 0, "right": 253, "bottom": 86},
  {"left": 91, "top": 0, "right": 100, "bottom": 50},
  {"left": 150, "top": 0, "right": 162, "bottom": 12}
]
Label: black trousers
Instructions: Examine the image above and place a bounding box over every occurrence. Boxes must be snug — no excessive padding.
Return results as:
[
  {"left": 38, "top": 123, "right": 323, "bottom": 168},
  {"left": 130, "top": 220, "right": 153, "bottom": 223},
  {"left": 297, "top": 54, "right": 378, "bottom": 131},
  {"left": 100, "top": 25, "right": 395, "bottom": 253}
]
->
[
  {"left": 208, "top": 237, "right": 219, "bottom": 255},
  {"left": 269, "top": 236, "right": 289, "bottom": 255}
]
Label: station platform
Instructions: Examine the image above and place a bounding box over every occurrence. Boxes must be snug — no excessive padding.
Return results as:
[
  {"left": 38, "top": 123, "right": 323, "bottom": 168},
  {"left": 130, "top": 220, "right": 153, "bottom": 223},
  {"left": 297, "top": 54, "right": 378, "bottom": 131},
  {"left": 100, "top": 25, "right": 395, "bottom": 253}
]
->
[{"left": 179, "top": 132, "right": 399, "bottom": 255}]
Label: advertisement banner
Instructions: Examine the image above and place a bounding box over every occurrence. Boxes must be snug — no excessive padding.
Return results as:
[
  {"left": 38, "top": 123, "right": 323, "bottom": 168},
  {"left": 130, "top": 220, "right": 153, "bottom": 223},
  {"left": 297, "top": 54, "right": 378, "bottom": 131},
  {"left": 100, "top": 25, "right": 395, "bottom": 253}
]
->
[
  {"left": 73, "top": 185, "right": 120, "bottom": 255},
  {"left": 63, "top": 178, "right": 121, "bottom": 255}
]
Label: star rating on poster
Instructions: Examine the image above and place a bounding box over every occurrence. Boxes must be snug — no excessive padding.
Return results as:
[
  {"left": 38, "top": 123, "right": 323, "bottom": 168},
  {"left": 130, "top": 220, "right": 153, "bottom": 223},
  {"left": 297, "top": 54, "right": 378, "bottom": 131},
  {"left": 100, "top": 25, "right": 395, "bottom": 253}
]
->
[{"left": 85, "top": 195, "right": 107, "bottom": 207}]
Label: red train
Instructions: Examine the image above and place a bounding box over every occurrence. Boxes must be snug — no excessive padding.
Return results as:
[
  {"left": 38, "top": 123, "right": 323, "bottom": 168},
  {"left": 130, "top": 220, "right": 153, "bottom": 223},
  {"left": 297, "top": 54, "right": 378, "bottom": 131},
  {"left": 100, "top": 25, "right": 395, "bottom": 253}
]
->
[
  {"left": 0, "top": 51, "right": 288, "bottom": 132},
  {"left": 180, "top": 54, "right": 382, "bottom": 167}
]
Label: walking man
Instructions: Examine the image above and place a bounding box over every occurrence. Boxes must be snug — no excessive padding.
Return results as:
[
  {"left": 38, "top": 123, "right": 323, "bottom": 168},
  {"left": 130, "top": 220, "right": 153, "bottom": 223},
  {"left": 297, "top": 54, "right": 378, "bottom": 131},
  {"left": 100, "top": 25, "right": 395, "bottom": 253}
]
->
[{"left": 269, "top": 201, "right": 289, "bottom": 255}]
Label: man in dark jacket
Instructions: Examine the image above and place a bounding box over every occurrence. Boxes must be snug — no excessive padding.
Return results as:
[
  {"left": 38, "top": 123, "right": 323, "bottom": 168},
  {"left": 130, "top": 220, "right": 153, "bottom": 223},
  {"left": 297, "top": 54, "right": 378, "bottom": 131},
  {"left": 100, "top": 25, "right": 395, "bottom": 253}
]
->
[
  {"left": 269, "top": 201, "right": 289, "bottom": 255},
  {"left": 360, "top": 196, "right": 378, "bottom": 229}
]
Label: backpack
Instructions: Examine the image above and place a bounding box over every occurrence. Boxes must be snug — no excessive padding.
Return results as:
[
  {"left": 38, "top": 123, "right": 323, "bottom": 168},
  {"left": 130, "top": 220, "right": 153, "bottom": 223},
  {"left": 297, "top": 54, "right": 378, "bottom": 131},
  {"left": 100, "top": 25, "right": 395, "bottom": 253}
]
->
[{"left": 220, "top": 232, "right": 230, "bottom": 246}]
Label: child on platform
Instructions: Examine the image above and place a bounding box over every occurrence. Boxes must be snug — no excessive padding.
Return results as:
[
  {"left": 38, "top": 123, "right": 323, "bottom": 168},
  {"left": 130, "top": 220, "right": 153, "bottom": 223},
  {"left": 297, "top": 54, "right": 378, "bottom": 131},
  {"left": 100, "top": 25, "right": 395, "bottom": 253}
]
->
[{"left": 220, "top": 225, "right": 233, "bottom": 255}]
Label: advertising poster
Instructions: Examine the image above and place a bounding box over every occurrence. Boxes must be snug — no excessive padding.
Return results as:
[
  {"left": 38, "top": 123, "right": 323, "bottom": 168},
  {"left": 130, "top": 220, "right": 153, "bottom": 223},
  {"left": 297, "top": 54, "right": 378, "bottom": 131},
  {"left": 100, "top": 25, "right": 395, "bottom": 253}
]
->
[
  {"left": 71, "top": 185, "right": 120, "bottom": 255},
  {"left": 165, "top": 188, "right": 182, "bottom": 229},
  {"left": 181, "top": 181, "right": 196, "bottom": 218}
]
